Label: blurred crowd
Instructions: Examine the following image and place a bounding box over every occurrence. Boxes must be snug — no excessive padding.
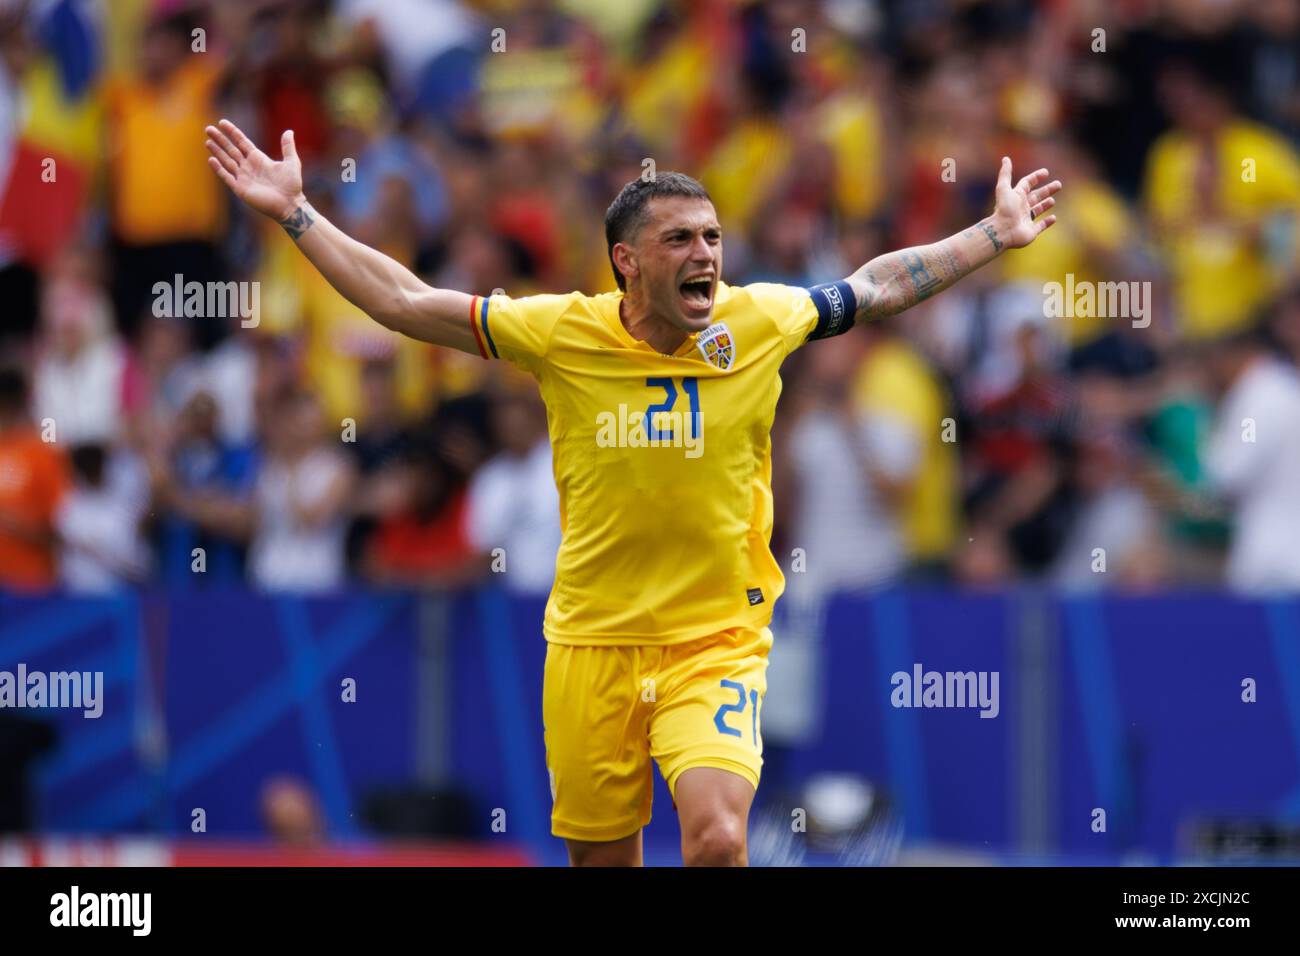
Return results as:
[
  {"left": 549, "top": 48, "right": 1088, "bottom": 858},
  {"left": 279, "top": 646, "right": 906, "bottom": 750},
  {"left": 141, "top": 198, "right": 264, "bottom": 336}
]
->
[{"left": 2, "top": 0, "right": 1300, "bottom": 597}]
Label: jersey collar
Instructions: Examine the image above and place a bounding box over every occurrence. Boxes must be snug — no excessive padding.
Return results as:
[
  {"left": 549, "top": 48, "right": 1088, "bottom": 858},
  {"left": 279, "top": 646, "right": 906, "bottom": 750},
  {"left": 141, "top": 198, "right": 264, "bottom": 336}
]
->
[{"left": 603, "top": 290, "right": 721, "bottom": 359}]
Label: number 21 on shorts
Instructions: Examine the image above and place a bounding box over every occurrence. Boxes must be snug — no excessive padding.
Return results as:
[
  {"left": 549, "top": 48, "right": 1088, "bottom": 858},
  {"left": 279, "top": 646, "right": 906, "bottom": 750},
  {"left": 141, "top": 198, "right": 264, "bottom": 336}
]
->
[{"left": 713, "top": 679, "right": 760, "bottom": 746}]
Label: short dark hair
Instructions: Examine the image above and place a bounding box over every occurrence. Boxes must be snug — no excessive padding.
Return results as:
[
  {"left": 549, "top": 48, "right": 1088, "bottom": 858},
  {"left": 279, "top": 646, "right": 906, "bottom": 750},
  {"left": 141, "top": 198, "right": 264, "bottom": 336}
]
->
[{"left": 604, "top": 172, "right": 712, "bottom": 291}]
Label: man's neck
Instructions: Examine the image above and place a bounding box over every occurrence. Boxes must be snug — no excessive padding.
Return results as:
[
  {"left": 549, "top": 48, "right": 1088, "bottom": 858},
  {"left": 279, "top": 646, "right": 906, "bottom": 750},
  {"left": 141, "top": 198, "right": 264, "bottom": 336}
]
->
[{"left": 619, "top": 293, "right": 688, "bottom": 356}]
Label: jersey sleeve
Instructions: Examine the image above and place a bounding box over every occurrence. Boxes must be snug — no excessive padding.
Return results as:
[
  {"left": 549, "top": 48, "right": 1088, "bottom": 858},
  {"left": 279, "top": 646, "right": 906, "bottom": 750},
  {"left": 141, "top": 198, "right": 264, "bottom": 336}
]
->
[
  {"left": 742, "top": 281, "right": 858, "bottom": 355},
  {"left": 466, "top": 292, "right": 573, "bottom": 374}
]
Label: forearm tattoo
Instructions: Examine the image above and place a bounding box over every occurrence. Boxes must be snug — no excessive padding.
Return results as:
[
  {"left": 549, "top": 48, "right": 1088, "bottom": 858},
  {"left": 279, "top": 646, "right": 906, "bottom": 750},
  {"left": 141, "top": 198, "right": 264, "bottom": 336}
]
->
[
  {"left": 900, "top": 249, "right": 944, "bottom": 300},
  {"left": 852, "top": 232, "right": 980, "bottom": 320},
  {"left": 279, "top": 202, "right": 316, "bottom": 240},
  {"left": 854, "top": 271, "right": 885, "bottom": 321},
  {"left": 977, "top": 221, "right": 1003, "bottom": 252}
]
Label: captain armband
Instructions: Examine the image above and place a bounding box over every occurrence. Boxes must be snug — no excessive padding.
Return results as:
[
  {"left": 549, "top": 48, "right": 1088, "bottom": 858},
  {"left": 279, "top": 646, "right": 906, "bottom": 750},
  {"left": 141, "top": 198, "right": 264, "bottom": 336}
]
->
[{"left": 805, "top": 280, "right": 858, "bottom": 340}]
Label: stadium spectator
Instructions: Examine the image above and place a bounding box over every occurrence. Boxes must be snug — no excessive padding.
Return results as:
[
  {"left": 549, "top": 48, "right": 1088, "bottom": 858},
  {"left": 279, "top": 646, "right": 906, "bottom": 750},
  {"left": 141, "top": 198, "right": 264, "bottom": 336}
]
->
[
  {"left": 1136, "top": 345, "right": 1229, "bottom": 584},
  {"left": 147, "top": 390, "right": 257, "bottom": 588},
  {"left": 1204, "top": 324, "right": 1300, "bottom": 592},
  {"left": 1239, "top": 0, "right": 1300, "bottom": 145},
  {"left": 784, "top": 331, "right": 915, "bottom": 598},
  {"left": 345, "top": 356, "right": 416, "bottom": 570},
  {"left": 195, "top": 314, "right": 260, "bottom": 446},
  {"left": 244, "top": 0, "right": 335, "bottom": 168},
  {"left": 105, "top": 7, "right": 227, "bottom": 345},
  {"left": 247, "top": 389, "right": 356, "bottom": 591},
  {"left": 1050, "top": 427, "right": 1170, "bottom": 591},
  {"left": 0, "top": 367, "right": 68, "bottom": 591},
  {"left": 363, "top": 444, "right": 477, "bottom": 589},
  {"left": 348, "top": 356, "right": 415, "bottom": 474},
  {"left": 337, "top": 0, "right": 481, "bottom": 123},
  {"left": 0, "top": 0, "right": 1298, "bottom": 595},
  {"left": 1000, "top": 135, "right": 1140, "bottom": 348},
  {"left": 466, "top": 385, "right": 561, "bottom": 595},
  {"left": 123, "top": 313, "right": 203, "bottom": 435},
  {"left": 259, "top": 775, "right": 326, "bottom": 846},
  {"left": 162, "top": 388, "right": 355, "bottom": 591},
  {"left": 1143, "top": 59, "right": 1300, "bottom": 340},
  {"left": 963, "top": 316, "right": 1077, "bottom": 576},
  {"left": 32, "top": 254, "right": 128, "bottom": 446},
  {"left": 853, "top": 317, "right": 960, "bottom": 577},
  {"left": 56, "top": 443, "right": 152, "bottom": 593}
]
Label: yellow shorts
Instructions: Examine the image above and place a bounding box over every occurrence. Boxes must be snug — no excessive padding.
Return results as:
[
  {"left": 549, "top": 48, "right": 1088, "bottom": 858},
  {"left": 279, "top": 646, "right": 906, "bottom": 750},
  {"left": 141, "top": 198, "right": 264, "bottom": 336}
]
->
[{"left": 542, "top": 625, "right": 772, "bottom": 842}]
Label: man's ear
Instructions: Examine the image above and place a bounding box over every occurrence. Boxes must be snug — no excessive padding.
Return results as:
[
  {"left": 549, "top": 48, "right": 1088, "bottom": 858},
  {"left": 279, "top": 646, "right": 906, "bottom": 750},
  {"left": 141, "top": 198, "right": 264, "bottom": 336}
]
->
[{"left": 612, "top": 242, "right": 637, "bottom": 286}]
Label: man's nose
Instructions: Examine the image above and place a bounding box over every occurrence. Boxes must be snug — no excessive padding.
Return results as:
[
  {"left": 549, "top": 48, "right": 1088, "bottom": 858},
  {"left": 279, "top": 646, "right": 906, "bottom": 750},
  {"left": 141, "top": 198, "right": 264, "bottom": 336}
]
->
[{"left": 689, "top": 235, "right": 713, "bottom": 261}]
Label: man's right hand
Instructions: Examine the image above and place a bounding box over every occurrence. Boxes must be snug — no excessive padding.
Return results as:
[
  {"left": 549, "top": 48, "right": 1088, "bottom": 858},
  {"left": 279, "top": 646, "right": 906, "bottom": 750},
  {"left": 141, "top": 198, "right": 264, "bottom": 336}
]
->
[
  {"left": 205, "top": 119, "right": 305, "bottom": 223},
  {"left": 203, "top": 117, "right": 480, "bottom": 354}
]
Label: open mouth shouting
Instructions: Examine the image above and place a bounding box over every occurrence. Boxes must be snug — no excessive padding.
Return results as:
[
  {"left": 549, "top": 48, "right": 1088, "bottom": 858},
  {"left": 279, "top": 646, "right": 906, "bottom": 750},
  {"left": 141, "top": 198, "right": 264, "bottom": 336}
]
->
[{"left": 679, "top": 273, "right": 715, "bottom": 317}]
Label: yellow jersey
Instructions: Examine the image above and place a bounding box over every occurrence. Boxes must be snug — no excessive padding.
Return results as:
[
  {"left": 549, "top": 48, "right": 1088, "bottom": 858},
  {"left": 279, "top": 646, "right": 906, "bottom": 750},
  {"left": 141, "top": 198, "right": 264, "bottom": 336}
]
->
[
  {"left": 1143, "top": 120, "right": 1300, "bottom": 338},
  {"left": 468, "top": 279, "right": 855, "bottom": 645}
]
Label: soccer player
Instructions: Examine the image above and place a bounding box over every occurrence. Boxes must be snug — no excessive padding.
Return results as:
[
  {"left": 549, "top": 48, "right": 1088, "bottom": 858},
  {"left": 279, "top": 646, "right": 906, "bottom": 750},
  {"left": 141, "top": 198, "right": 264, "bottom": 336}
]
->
[{"left": 206, "top": 119, "right": 1060, "bottom": 866}]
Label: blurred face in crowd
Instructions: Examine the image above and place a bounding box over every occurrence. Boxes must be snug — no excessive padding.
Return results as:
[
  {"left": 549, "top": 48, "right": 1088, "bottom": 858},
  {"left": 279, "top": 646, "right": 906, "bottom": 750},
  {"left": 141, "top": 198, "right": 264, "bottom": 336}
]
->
[
  {"left": 42, "top": 278, "right": 102, "bottom": 359},
  {"left": 0, "top": 12, "right": 32, "bottom": 76},
  {"left": 1074, "top": 430, "right": 1127, "bottom": 494},
  {"left": 360, "top": 359, "right": 398, "bottom": 423},
  {"left": 494, "top": 142, "right": 543, "bottom": 192},
  {"left": 177, "top": 392, "right": 219, "bottom": 444},
  {"left": 448, "top": 228, "right": 515, "bottom": 294},
  {"left": 260, "top": 777, "right": 323, "bottom": 846},
  {"left": 1203, "top": 338, "right": 1256, "bottom": 396},
  {"left": 805, "top": 329, "right": 865, "bottom": 407},
  {"left": 140, "top": 23, "right": 187, "bottom": 85},
  {"left": 275, "top": 393, "right": 325, "bottom": 457},
  {"left": 1015, "top": 323, "right": 1054, "bottom": 379},
  {"left": 394, "top": 452, "right": 452, "bottom": 517},
  {"left": 491, "top": 393, "right": 545, "bottom": 457},
  {"left": 838, "top": 220, "right": 885, "bottom": 274},
  {"left": 619, "top": 196, "right": 722, "bottom": 333},
  {"left": 272, "top": 4, "right": 314, "bottom": 58},
  {"left": 253, "top": 338, "right": 297, "bottom": 436},
  {"left": 369, "top": 174, "right": 418, "bottom": 243},
  {"left": 139, "top": 316, "right": 189, "bottom": 370},
  {"left": 755, "top": 204, "right": 815, "bottom": 275},
  {"left": 1158, "top": 67, "right": 1230, "bottom": 137}
]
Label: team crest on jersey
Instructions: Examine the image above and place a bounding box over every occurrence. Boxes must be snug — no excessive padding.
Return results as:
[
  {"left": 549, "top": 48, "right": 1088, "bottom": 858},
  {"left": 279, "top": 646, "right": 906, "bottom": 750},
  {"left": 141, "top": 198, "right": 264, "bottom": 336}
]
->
[{"left": 696, "top": 322, "right": 735, "bottom": 370}]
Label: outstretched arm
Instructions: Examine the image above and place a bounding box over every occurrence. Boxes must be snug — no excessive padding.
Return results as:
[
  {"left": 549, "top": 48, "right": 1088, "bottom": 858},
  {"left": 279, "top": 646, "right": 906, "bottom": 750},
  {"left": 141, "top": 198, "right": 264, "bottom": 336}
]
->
[
  {"left": 205, "top": 119, "right": 479, "bottom": 353},
  {"left": 845, "top": 157, "right": 1062, "bottom": 321}
]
